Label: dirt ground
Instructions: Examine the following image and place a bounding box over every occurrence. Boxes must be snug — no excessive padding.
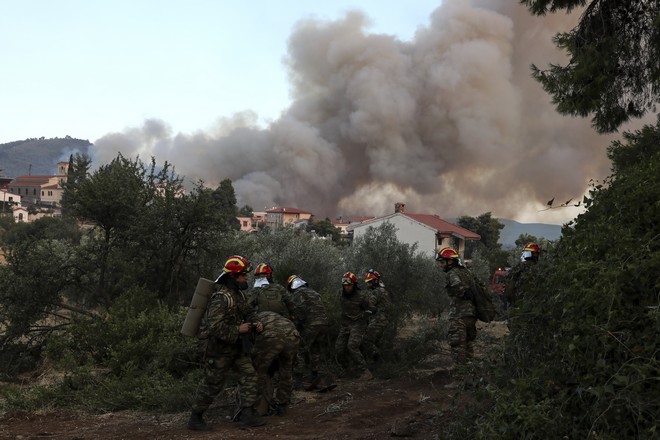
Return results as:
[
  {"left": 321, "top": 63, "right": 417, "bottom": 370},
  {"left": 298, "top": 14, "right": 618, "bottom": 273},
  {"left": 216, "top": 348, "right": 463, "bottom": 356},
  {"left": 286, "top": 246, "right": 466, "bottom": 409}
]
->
[{"left": 0, "top": 321, "right": 508, "bottom": 440}]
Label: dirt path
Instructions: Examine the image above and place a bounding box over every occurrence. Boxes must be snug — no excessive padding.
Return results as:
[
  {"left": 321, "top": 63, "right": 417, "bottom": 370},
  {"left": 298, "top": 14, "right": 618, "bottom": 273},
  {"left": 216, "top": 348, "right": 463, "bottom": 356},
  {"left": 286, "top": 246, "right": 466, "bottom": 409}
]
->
[{"left": 0, "top": 321, "right": 507, "bottom": 440}]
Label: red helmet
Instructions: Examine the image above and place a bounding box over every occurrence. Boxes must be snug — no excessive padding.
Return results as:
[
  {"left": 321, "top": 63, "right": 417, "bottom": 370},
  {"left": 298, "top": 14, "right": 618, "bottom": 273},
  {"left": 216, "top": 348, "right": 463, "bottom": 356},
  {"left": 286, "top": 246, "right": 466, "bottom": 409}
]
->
[
  {"left": 286, "top": 274, "right": 306, "bottom": 290},
  {"left": 342, "top": 272, "right": 358, "bottom": 285},
  {"left": 222, "top": 255, "right": 252, "bottom": 274},
  {"left": 364, "top": 269, "right": 381, "bottom": 284},
  {"left": 436, "top": 247, "right": 459, "bottom": 261},
  {"left": 254, "top": 263, "right": 273, "bottom": 277},
  {"left": 523, "top": 242, "right": 541, "bottom": 253}
]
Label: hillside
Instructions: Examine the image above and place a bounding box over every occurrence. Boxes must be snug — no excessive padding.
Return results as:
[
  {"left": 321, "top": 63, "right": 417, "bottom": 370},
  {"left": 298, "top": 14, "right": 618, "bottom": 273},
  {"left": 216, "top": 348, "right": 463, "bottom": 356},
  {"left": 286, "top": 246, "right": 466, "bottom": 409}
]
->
[
  {"left": 0, "top": 137, "right": 91, "bottom": 178},
  {"left": 498, "top": 218, "right": 562, "bottom": 248}
]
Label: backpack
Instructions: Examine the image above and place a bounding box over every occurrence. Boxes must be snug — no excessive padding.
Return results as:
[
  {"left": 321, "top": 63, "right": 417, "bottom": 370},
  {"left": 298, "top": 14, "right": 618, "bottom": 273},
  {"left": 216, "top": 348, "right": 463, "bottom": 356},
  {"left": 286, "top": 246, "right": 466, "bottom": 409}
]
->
[
  {"left": 469, "top": 273, "right": 497, "bottom": 323},
  {"left": 255, "top": 284, "right": 288, "bottom": 316}
]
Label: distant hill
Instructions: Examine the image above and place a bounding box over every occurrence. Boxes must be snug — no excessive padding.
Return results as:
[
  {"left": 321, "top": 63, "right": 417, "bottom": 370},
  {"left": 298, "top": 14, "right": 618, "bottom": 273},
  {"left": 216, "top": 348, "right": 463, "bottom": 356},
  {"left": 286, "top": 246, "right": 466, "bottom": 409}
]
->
[
  {"left": 0, "top": 137, "right": 91, "bottom": 178},
  {"left": 498, "top": 218, "right": 562, "bottom": 249}
]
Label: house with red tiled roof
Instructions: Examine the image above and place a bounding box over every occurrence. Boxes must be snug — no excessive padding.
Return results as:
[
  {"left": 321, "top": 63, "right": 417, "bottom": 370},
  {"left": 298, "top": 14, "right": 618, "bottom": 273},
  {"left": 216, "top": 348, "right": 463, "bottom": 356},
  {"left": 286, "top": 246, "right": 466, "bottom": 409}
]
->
[
  {"left": 346, "top": 202, "right": 480, "bottom": 258},
  {"left": 6, "top": 161, "right": 69, "bottom": 206},
  {"left": 265, "top": 207, "right": 313, "bottom": 230}
]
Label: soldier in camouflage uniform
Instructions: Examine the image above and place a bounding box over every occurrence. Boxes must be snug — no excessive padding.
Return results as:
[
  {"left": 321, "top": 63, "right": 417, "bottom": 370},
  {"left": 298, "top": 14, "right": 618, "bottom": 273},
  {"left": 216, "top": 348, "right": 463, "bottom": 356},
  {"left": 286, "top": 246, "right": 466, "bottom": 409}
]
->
[
  {"left": 505, "top": 242, "right": 541, "bottom": 307},
  {"left": 335, "top": 272, "right": 376, "bottom": 380},
  {"left": 248, "top": 263, "right": 296, "bottom": 318},
  {"left": 251, "top": 310, "right": 300, "bottom": 416},
  {"left": 362, "top": 269, "right": 393, "bottom": 367},
  {"left": 436, "top": 248, "right": 477, "bottom": 367},
  {"left": 286, "top": 275, "right": 330, "bottom": 389},
  {"left": 188, "top": 255, "right": 266, "bottom": 431}
]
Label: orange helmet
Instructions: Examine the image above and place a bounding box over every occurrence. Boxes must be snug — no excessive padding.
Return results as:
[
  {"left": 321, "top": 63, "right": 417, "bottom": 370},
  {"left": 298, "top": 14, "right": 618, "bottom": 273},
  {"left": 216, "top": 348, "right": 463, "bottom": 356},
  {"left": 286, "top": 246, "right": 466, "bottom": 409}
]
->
[
  {"left": 523, "top": 242, "right": 541, "bottom": 253},
  {"left": 436, "top": 247, "right": 459, "bottom": 261},
  {"left": 342, "top": 272, "right": 358, "bottom": 285},
  {"left": 222, "top": 255, "right": 252, "bottom": 274},
  {"left": 254, "top": 263, "right": 273, "bottom": 277},
  {"left": 364, "top": 269, "right": 381, "bottom": 284}
]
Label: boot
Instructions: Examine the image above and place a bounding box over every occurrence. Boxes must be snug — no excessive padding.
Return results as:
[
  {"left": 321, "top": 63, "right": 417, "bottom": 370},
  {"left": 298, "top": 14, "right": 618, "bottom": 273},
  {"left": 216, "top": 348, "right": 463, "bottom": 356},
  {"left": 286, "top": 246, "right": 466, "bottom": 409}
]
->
[
  {"left": 239, "top": 407, "right": 267, "bottom": 428},
  {"left": 187, "top": 411, "right": 211, "bottom": 431},
  {"left": 275, "top": 403, "right": 288, "bottom": 416}
]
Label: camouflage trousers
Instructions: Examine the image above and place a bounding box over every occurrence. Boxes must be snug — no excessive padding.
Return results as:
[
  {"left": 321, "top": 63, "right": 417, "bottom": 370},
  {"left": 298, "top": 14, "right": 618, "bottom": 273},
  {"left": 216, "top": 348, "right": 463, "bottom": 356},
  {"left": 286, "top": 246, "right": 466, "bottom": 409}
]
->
[
  {"left": 448, "top": 316, "right": 477, "bottom": 365},
  {"left": 191, "top": 344, "right": 258, "bottom": 413},
  {"left": 335, "top": 320, "right": 368, "bottom": 372},
  {"left": 362, "top": 317, "right": 387, "bottom": 362},
  {"left": 252, "top": 331, "right": 300, "bottom": 414},
  {"left": 296, "top": 323, "right": 327, "bottom": 376}
]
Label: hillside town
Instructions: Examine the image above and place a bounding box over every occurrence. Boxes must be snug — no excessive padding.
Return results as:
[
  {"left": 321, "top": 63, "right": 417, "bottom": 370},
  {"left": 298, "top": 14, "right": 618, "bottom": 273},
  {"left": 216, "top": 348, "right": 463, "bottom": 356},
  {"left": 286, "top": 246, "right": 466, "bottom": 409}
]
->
[{"left": 0, "top": 162, "right": 480, "bottom": 259}]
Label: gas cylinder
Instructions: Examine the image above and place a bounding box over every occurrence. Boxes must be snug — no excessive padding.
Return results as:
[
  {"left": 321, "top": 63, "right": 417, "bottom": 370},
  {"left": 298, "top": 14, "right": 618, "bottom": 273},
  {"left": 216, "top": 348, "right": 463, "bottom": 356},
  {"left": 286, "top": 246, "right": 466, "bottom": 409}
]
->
[{"left": 181, "top": 277, "right": 216, "bottom": 337}]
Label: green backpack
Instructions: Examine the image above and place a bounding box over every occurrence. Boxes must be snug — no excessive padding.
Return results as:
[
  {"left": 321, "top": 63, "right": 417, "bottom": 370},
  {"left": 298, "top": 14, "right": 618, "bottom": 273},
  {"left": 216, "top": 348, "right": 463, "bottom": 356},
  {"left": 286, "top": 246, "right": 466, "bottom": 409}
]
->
[
  {"left": 255, "top": 284, "right": 288, "bottom": 316},
  {"left": 469, "top": 273, "right": 497, "bottom": 323}
]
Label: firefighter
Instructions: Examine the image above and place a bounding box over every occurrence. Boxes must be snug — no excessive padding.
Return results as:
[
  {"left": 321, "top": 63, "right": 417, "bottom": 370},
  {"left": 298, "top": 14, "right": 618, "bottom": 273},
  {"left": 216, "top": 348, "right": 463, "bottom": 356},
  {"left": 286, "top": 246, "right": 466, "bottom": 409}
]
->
[
  {"left": 251, "top": 310, "right": 300, "bottom": 416},
  {"left": 362, "top": 269, "right": 393, "bottom": 367},
  {"left": 286, "top": 274, "right": 332, "bottom": 391},
  {"left": 335, "top": 272, "right": 376, "bottom": 380},
  {"left": 187, "top": 255, "right": 266, "bottom": 431},
  {"left": 505, "top": 242, "right": 541, "bottom": 306},
  {"left": 436, "top": 248, "right": 477, "bottom": 368},
  {"left": 248, "top": 263, "right": 295, "bottom": 317}
]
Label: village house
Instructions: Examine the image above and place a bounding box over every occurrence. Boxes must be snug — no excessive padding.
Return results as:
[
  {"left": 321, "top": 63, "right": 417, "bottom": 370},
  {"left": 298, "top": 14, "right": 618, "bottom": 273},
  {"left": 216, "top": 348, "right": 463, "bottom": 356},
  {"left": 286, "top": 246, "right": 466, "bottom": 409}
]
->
[
  {"left": 6, "top": 161, "right": 69, "bottom": 206},
  {"left": 346, "top": 203, "right": 480, "bottom": 258},
  {"left": 265, "top": 207, "right": 312, "bottom": 230}
]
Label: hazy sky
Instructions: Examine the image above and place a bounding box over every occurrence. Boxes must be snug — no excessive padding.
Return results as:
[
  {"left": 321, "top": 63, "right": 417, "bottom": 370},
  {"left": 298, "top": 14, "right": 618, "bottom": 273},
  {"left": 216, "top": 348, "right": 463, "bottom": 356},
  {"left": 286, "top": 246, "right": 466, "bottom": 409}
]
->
[
  {"left": 1, "top": 1, "right": 624, "bottom": 225},
  {"left": 1, "top": 0, "right": 439, "bottom": 143}
]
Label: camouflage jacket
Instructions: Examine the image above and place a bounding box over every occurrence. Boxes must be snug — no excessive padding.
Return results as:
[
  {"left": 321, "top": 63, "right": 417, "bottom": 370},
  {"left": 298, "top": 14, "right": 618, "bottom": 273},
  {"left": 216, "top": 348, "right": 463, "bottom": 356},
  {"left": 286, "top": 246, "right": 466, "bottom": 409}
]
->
[
  {"left": 445, "top": 266, "right": 476, "bottom": 318},
  {"left": 338, "top": 288, "right": 373, "bottom": 324},
  {"left": 504, "top": 261, "right": 538, "bottom": 304},
  {"left": 247, "top": 283, "right": 295, "bottom": 318},
  {"left": 367, "top": 285, "right": 392, "bottom": 322},
  {"left": 291, "top": 286, "right": 328, "bottom": 326},
  {"left": 254, "top": 311, "right": 300, "bottom": 343},
  {"left": 204, "top": 284, "right": 259, "bottom": 345}
]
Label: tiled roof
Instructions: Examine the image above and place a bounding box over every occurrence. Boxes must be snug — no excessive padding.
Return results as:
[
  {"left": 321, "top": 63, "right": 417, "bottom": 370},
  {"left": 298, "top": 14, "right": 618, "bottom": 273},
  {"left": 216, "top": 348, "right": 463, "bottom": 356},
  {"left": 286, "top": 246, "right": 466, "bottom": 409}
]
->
[{"left": 402, "top": 213, "right": 480, "bottom": 240}]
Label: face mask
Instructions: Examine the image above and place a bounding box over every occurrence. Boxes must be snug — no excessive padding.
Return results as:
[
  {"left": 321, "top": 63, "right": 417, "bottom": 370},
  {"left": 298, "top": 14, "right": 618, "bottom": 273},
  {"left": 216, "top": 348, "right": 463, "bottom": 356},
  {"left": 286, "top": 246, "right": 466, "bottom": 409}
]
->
[
  {"left": 521, "top": 250, "right": 533, "bottom": 261},
  {"left": 254, "top": 277, "right": 269, "bottom": 288}
]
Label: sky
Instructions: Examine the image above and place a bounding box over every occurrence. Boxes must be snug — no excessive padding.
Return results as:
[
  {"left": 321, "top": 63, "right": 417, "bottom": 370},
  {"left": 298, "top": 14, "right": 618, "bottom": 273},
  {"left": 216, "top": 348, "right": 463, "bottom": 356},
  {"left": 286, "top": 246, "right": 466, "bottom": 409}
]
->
[{"left": 0, "top": 1, "right": 627, "bottom": 225}]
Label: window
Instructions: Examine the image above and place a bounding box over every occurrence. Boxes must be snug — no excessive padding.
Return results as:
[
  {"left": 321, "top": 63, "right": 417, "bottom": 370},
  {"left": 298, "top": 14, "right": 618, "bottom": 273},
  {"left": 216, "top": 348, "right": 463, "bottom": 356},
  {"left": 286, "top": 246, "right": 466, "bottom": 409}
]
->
[
  {"left": 33, "top": 188, "right": 36, "bottom": 195},
  {"left": 48, "top": 191, "right": 53, "bottom": 196},
  {"left": 42, "top": 191, "right": 44, "bottom": 196}
]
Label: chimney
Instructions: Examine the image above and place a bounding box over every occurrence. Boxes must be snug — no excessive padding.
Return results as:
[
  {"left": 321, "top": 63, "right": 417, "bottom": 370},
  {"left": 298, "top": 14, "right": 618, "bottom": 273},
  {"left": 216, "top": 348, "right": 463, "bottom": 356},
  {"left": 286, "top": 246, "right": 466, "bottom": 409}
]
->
[{"left": 395, "top": 202, "right": 405, "bottom": 213}]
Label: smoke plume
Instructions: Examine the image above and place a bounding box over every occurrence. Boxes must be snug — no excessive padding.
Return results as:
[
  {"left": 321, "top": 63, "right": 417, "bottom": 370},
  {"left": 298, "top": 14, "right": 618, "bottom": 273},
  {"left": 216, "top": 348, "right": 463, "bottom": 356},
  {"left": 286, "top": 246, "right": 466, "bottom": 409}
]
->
[{"left": 91, "top": 0, "right": 618, "bottom": 224}]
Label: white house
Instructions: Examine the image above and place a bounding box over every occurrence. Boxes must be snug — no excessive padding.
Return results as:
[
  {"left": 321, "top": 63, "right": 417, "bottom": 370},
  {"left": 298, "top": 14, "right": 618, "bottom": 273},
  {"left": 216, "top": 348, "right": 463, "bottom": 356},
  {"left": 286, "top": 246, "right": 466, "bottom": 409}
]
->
[
  {"left": 347, "top": 203, "right": 480, "bottom": 258},
  {"left": 13, "top": 206, "right": 29, "bottom": 223},
  {"left": 1, "top": 189, "right": 21, "bottom": 207}
]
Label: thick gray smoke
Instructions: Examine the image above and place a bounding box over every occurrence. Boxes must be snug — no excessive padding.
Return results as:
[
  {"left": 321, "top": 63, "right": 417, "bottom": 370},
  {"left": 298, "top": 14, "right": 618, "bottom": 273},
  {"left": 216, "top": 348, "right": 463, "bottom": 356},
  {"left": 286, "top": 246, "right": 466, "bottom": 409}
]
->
[{"left": 91, "top": 0, "right": 617, "bottom": 223}]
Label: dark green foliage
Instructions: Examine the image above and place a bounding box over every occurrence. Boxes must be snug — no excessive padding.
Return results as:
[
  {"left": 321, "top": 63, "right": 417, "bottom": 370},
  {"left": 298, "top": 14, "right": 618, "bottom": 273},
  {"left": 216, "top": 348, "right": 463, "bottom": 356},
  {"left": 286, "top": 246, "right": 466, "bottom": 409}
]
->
[
  {"left": 467, "top": 121, "right": 660, "bottom": 439},
  {"left": 38, "top": 288, "right": 200, "bottom": 411},
  {"left": 211, "top": 179, "right": 240, "bottom": 231},
  {"left": 306, "top": 217, "right": 341, "bottom": 241},
  {"left": 457, "top": 213, "right": 506, "bottom": 274},
  {"left": 522, "top": 0, "right": 660, "bottom": 132}
]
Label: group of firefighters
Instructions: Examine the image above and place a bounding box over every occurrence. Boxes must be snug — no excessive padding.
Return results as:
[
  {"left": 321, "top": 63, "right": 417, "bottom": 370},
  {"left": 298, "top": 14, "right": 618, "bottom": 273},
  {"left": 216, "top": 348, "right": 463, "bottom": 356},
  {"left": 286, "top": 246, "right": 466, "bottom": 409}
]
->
[
  {"left": 186, "top": 242, "right": 541, "bottom": 431},
  {"left": 186, "top": 257, "right": 393, "bottom": 430}
]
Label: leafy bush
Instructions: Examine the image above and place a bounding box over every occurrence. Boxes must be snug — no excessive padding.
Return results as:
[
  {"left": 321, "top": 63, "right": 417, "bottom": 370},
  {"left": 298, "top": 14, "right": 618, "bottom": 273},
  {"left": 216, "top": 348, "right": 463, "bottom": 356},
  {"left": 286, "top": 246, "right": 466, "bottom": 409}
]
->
[
  {"left": 38, "top": 287, "right": 201, "bottom": 411},
  {"left": 463, "top": 122, "right": 660, "bottom": 439}
]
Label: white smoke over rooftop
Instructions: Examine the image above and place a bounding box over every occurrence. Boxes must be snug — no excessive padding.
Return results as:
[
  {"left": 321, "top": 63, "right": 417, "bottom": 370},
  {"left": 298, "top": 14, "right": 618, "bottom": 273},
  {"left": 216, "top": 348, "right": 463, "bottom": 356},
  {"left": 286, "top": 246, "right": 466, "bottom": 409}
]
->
[{"left": 91, "top": 0, "right": 616, "bottom": 223}]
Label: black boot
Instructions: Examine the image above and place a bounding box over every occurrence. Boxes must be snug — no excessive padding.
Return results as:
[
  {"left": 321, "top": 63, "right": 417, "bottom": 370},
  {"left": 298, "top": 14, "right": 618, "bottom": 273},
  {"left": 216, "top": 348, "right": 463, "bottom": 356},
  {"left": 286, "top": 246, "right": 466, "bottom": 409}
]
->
[
  {"left": 187, "top": 411, "right": 211, "bottom": 431},
  {"left": 275, "top": 403, "right": 288, "bottom": 416},
  {"left": 239, "top": 407, "right": 266, "bottom": 428}
]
